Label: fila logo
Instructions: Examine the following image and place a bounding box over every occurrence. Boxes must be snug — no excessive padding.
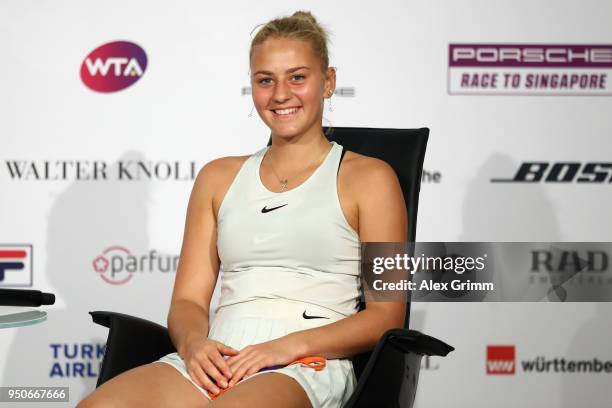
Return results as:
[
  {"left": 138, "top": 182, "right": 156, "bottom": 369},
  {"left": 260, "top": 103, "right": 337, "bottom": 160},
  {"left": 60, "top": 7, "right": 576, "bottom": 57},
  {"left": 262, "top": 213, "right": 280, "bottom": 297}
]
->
[
  {"left": 487, "top": 345, "right": 516, "bottom": 375},
  {"left": 261, "top": 204, "right": 288, "bottom": 213},
  {"left": 0, "top": 244, "right": 33, "bottom": 287}
]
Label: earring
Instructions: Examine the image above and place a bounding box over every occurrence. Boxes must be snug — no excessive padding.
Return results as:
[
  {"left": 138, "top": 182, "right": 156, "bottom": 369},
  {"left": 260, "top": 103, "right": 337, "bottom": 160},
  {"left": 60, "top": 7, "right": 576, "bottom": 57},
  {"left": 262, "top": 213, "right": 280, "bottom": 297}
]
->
[
  {"left": 328, "top": 92, "right": 333, "bottom": 112},
  {"left": 248, "top": 105, "right": 255, "bottom": 117}
]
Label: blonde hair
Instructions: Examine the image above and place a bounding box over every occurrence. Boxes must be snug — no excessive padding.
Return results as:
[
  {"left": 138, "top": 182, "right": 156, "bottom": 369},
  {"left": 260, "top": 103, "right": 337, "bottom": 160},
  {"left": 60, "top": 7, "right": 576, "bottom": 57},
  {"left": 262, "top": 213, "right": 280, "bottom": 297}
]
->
[{"left": 249, "top": 10, "right": 331, "bottom": 75}]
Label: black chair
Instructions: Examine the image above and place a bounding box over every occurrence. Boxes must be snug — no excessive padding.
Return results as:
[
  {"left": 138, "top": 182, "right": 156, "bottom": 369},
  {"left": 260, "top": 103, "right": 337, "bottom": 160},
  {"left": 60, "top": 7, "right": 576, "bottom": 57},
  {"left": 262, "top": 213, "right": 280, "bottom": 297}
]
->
[{"left": 89, "top": 127, "right": 454, "bottom": 408}]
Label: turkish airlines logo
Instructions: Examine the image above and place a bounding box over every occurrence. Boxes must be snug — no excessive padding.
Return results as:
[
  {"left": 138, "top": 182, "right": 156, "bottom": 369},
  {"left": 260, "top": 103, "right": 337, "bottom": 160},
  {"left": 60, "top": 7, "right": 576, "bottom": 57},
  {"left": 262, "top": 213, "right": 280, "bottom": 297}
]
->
[
  {"left": 80, "top": 41, "right": 147, "bottom": 93},
  {"left": 487, "top": 345, "right": 516, "bottom": 375}
]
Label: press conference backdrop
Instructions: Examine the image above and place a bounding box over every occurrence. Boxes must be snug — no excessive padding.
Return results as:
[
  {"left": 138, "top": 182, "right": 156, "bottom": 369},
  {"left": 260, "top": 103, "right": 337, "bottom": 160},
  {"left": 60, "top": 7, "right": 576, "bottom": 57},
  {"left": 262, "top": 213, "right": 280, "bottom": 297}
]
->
[{"left": 1, "top": 0, "right": 611, "bottom": 406}]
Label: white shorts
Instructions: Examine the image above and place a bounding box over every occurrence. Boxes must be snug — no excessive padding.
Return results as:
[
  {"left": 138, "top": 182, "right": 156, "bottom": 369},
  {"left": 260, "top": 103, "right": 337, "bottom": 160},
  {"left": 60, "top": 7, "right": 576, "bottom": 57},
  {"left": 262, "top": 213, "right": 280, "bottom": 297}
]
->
[{"left": 155, "top": 298, "right": 357, "bottom": 408}]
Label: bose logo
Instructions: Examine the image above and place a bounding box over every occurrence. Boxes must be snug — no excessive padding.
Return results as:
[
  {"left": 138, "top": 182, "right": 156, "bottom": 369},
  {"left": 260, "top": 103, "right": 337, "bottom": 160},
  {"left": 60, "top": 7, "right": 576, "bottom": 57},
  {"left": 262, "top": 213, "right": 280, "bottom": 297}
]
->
[{"left": 491, "top": 162, "right": 612, "bottom": 183}]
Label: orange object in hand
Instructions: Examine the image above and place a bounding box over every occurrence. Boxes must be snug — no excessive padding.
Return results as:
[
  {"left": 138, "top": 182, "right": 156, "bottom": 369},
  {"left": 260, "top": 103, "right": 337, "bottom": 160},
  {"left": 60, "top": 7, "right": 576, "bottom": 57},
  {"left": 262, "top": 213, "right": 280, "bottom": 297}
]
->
[
  {"left": 207, "top": 356, "right": 327, "bottom": 399},
  {"left": 286, "top": 356, "right": 326, "bottom": 371}
]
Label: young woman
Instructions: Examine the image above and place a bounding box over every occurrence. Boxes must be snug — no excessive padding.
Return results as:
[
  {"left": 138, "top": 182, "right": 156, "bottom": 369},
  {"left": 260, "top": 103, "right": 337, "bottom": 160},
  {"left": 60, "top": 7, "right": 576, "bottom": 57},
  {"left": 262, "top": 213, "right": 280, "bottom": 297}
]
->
[{"left": 78, "top": 10, "right": 406, "bottom": 408}]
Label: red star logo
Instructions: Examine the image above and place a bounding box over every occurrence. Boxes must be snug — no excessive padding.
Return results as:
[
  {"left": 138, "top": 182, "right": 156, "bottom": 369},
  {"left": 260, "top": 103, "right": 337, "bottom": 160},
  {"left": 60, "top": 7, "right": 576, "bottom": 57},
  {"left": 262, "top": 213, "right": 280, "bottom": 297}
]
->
[{"left": 93, "top": 256, "right": 109, "bottom": 273}]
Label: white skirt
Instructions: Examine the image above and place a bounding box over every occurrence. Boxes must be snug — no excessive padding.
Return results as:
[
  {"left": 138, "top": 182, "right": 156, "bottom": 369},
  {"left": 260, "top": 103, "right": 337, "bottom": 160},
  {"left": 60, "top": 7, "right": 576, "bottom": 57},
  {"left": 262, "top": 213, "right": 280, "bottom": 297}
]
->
[{"left": 155, "top": 298, "right": 357, "bottom": 408}]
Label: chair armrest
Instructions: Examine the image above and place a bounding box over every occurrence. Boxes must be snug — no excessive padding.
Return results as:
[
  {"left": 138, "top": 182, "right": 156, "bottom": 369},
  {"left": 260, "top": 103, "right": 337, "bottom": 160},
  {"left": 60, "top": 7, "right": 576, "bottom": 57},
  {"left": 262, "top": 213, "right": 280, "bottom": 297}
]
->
[
  {"left": 0, "top": 288, "right": 55, "bottom": 307},
  {"left": 89, "top": 311, "right": 176, "bottom": 387},
  {"left": 386, "top": 328, "right": 454, "bottom": 356},
  {"left": 343, "top": 329, "right": 454, "bottom": 408}
]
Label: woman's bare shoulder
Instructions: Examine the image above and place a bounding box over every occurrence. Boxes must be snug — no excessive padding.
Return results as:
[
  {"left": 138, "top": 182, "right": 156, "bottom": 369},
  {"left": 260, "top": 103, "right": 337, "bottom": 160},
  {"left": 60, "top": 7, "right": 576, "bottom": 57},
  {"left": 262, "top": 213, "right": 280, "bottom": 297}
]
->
[
  {"left": 195, "top": 155, "right": 251, "bottom": 189},
  {"left": 191, "top": 155, "right": 252, "bottom": 219},
  {"left": 341, "top": 150, "right": 398, "bottom": 189},
  {"left": 341, "top": 150, "right": 406, "bottom": 241}
]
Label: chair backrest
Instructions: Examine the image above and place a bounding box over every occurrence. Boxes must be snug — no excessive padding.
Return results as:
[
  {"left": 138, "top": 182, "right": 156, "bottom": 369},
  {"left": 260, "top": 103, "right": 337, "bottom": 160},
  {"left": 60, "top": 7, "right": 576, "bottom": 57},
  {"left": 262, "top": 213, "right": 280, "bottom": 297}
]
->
[{"left": 268, "top": 127, "right": 429, "bottom": 379}]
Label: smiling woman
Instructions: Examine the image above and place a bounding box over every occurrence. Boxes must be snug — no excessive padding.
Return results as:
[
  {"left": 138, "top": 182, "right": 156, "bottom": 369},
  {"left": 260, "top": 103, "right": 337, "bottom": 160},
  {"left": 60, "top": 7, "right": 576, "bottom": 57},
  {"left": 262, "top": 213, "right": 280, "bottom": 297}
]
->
[
  {"left": 249, "top": 20, "right": 336, "bottom": 142},
  {"left": 77, "top": 10, "right": 407, "bottom": 408}
]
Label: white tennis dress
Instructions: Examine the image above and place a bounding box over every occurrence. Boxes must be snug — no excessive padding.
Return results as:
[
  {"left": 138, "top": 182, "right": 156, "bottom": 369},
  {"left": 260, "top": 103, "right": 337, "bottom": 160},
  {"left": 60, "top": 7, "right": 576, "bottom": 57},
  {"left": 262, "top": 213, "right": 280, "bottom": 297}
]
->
[{"left": 156, "top": 140, "right": 362, "bottom": 407}]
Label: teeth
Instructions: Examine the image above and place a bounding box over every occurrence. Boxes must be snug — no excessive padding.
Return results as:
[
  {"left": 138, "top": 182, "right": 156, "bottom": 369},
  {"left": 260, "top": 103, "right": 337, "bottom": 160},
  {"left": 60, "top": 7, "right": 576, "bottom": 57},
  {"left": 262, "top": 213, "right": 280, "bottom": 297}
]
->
[{"left": 274, "top": 107, "right": 299, "bottom": 115}]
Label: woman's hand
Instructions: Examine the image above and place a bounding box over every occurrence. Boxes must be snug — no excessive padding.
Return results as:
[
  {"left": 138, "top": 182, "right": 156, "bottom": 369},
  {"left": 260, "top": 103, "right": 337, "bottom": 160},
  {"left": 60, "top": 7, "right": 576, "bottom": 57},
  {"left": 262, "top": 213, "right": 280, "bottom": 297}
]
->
[
  {"left": 225, "top": 335, "right": 302, "bottom": 387},
  {"left": 181, "top": 336, "right": 239, "bottom": 396}
]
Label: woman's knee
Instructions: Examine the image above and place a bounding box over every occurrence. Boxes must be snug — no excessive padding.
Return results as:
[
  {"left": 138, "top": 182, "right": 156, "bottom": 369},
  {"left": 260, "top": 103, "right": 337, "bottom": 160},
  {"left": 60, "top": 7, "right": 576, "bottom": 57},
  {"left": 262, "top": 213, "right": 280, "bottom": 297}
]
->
[
  {"left": 76, "top": 363, "right": 209, "bottom": 408},
  {"left": 210, "top": 372, "right": 311, "bottom": 408},
  {"left": 76, "top": 392, "right": 115, "bottom": 408}
]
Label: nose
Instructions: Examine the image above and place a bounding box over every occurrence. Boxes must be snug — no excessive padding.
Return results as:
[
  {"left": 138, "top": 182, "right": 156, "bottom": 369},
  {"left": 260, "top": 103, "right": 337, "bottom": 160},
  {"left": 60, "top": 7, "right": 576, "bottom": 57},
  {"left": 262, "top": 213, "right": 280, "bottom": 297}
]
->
[{"left": 272, "top": 80, "right": 291, "bottom": 104}]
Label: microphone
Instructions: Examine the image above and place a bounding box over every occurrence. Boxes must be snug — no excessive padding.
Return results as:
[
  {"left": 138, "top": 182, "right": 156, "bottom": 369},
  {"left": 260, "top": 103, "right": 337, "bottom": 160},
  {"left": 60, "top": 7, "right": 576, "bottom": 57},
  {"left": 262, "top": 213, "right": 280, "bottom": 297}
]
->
[{"left": 0, "top": 289, "right": 56, "bottom": 307}]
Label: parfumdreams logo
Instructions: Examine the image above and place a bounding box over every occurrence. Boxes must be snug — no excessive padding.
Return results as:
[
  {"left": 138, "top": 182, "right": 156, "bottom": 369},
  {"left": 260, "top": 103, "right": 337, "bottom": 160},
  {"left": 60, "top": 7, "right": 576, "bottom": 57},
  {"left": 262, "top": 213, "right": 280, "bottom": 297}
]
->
[
  {"left": 92, "top": 246, "right": 178, "bottom": 285},
  {"left": 80, "top": 41, "right": 147, "bottom": 93}
]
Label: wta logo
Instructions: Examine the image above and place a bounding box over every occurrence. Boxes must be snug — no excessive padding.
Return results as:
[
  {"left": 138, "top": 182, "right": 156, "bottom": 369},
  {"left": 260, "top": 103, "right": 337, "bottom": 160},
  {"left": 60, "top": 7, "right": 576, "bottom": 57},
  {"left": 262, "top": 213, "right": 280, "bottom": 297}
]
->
[{"left": 80, "top": 41, "right": 147, "bottom": 93}]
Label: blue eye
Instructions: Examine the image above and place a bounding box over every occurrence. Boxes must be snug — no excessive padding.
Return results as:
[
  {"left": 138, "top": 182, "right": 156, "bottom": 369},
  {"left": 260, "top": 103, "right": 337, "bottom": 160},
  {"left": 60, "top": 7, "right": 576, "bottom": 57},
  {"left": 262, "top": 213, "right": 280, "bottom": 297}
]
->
[
  {"left": 292, "top": 74, "right": 305, "bottom": 81},
  {"left": 258, "top": 78, "right": 272, "bottom": 85}
]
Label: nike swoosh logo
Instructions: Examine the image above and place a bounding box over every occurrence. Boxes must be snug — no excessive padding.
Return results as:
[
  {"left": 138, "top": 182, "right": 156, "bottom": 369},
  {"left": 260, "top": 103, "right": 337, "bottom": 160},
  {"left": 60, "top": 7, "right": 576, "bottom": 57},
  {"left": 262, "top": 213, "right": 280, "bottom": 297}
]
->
[
  {"left": 302, "top": 311, "right": 330, "bottom": 320},
  {"left": 261, "top": 204, "right": 288, "bottom": 213},
  {"left": 253, "top": 233, "right": 282, "bottom": 244}
]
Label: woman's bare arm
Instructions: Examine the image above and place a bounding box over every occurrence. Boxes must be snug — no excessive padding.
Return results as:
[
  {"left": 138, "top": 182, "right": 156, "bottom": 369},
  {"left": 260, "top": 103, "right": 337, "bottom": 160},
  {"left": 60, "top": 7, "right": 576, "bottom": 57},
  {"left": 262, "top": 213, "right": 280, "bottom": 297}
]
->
[{"left": 167, "top": 160, "right": 222, "bottom": 357}]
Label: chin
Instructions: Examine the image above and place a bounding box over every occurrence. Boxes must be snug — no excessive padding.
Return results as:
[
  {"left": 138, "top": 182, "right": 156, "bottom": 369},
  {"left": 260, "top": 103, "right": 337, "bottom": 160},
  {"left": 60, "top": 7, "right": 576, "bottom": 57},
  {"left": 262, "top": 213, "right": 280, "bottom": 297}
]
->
[
  {"left": 267, "top": 121, "right": 320, "bottom": 140},
  {"left": 270, "top": 128, "right": 303, "bottom": 140},
  {"left": 266, "top": 121, "right": 306, "bottom": 139}
]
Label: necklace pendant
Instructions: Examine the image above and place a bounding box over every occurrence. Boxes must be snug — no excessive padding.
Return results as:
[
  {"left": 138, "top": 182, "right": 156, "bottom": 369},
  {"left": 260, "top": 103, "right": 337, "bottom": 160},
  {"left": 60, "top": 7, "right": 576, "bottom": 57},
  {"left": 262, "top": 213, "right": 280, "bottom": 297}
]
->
[{"left": 280, "top": 179, "right": 288, "bottom": 190}]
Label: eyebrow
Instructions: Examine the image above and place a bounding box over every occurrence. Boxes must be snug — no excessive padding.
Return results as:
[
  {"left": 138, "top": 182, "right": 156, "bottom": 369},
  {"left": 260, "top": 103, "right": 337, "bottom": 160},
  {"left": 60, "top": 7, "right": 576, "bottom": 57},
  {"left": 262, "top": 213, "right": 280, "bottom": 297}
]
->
[{"left": 253, "top": 66, "right": 311, "bottom": 76}]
